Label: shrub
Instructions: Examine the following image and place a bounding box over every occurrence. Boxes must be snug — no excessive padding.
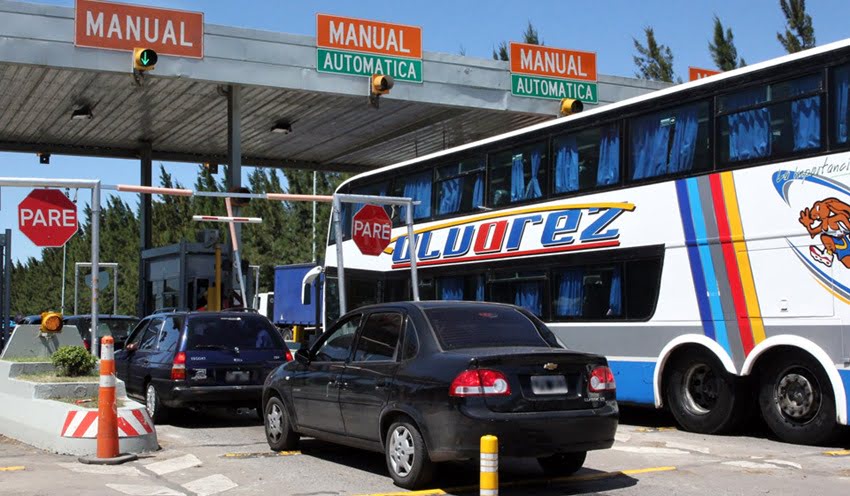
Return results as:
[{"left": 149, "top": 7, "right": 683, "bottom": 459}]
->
[{"left": 52, "top": 346, "right": 97, "bottom": 377}]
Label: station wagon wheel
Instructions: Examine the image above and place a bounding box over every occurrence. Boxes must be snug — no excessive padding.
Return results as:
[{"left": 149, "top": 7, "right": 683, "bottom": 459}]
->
[
  {"left": 385, "top": 418, "right": 434, "bottom": 489},
  {"left": 145, "top": 382, "right": 168, "bottom": 424},
  {"left": 264, "top": 396, "right": 299, "bottom": 451}
]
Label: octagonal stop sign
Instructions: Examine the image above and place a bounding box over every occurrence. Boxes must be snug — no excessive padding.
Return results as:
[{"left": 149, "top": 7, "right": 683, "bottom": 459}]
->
[
  {"left": 18, "top": 189, "right": 78, "bottom": 247},
  {"left": 352, "top": 204, "right": 392, "bottom": 256}
]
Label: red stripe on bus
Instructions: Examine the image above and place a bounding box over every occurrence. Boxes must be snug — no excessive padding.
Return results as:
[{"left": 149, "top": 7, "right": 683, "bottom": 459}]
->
[
  {"left": 72, "top": 412, "right": 98, "bottom": 438},
  {"left": 709, "top": 173, "right": 754, "bottom": 355},
  {"left": 391, "top": 240, "right": 620, "bottom": 269}
]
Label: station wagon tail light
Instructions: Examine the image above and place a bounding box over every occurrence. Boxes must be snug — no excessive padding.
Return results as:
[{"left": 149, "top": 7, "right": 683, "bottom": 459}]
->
[
  {"left": 171, "top": 352, "right": 186, "bottom": 380},
  {"left": 588, "top": 366, "right": 616, "bottom": 392},
  {"left": 284, "top": 349, "right": 293, "bottom": 362},
  {"left": 450, "top": 369, "right": 511, "bottom": 397}
]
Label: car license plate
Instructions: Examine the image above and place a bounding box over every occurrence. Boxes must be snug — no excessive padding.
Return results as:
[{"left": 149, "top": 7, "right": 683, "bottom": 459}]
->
[
  {"left": 530, "top": 375, "right": 568, "bottom": 395},
  {"left": 225, "top": 371, "right": 250, "bottom": 383}
]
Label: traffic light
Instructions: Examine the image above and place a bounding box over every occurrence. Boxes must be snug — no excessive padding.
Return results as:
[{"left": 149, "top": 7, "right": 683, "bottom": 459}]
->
[
  {"left": 40, "top": 312, "right": 63, "bottom": 333},
  {"left": 369, "top": 74, "right": 394, "bottom": 108},
  {"left": 133, "top": 47, "right": 158, "bottom": 71},
  {"left": 559, "top": 98, "right": 584, "bottom": 117},
  {"left": 204, "top": 162, "right": 219, "bottom": 175}
]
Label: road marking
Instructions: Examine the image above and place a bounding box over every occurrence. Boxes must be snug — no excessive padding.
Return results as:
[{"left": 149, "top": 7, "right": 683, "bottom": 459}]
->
[
  {"left": 182, "top": 474, "right": 238, "bottom": 496},
  {"left": 221, "top": 451, "right": 301, "bottom": 459},
  {"left": 144, "top": 454, "right": 202, "bottom": 476},
  {"left": 59, "top": 462, "right": 143, "bottom": 476},
  {"left": 614, "top": 432, "right": 632, "bottom": 443},
  {"left": 612, "top": 446, "right": 690, "bottom": 455},
  {"left": 824, "top": 449, "right": 850, "bottom": 456},
  {"left": 664, "top": 441, "right": 710, "bottom": 454},
  {"left": 105, "top": 484, "right": 185, "bottom": 496},
  {"left": 0, "top": 466, "right": 25, "bottom": 471},
  {"left": 722, "top": 460, "right": 781, "bottom": 470},
  {"left": 635, "top": 427, "right": 677, "bottom": 433},
  {"left": 766, "top": 459, "right": 802, "bottom": 470},
  {"left": 352, "top": 466, "right": 676, "bottom": 496}
]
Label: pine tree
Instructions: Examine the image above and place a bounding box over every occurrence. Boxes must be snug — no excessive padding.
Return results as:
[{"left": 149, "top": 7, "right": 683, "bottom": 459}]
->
[
  {"left": 777, "top": 0, "right": 815, "bottom": 53},
  {"left": 633, "top": 27, "right": 678, "bottom": 83},
  {"left": 709, "top": 15, "right": 745, "bottom": 71},
  {"left": 493, "top": 21, "right": 542, "bottom": 61}
]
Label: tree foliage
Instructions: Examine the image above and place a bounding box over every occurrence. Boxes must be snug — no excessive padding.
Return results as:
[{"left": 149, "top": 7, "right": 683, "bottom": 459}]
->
[
  {"left": 777, "top": 0, "right": 815, "bottom": 53},
  {"left": 492, "top": 21, "right": 541, "bottom": 61},
  {"left": 633, "top": 27, "right": 677, "bottom": 83},
  {"left": 709, "top": 15, "right": 745, "bottom": 71}
]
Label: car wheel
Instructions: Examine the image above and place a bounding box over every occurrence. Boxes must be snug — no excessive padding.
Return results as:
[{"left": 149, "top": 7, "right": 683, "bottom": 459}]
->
[
  {"left": 537, "top": 451, "right": 586, "bottom": 476},
  {"left": 145, "top": 382, "right": 168, "bottom": 423},
  {"left": 758, "top": 351, "right": 840, "bottom": 445},
  {"left": 264, "top": 396, "right": 299, "bottom": 451},
  {"left": 385, "top": 419, "right": 434, "bottom": 489},
  {"left": 665, "top": 349, "right": 745, "bottom": 434}
]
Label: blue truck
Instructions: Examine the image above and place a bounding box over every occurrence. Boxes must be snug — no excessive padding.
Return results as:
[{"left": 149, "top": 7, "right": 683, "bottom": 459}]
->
[{"left": 270, "top": 263, "right": 322, "bottom": 329}]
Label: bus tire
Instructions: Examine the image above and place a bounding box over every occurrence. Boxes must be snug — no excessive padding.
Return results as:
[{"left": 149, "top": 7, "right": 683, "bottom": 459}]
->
[
  {"left": 757, "top": 350, "right": 839, "bottom": 445},
  {"left": 665, "top": 348, "right": 745, "bottom": 434}
]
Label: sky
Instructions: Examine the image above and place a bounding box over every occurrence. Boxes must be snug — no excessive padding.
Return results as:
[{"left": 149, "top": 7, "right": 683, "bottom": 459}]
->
[{"left": 2, "top": 0, "right": 849, "bottom": 262}]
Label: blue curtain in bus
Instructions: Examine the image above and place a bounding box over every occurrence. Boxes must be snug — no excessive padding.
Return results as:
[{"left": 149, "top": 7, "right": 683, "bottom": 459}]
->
[
  {"left": 475, "top": 275, "right": 485, "bottom": 301},
  {"left": 668, "top": 105, "right": 699, "bottom": 174},
  {"left": 510, "top": 155, "right": 524, "bottom": 202},
  {"left": 608, "top": 268, "right": 622, "bottom": 316},
  {"left": 472, "top": 175, "right": 484, "bottom": 210},
  {"left": 440, "top": 277, "right": 464, "bottom": 301},
  {"left": 791, "top": 96, "right": 821, "bottom": 151},
  {"left": 524, "top": 151, "right": 543, "bottom": 199},
  {"left": 835, "top": 65, "right": 850, "bottom": 144},
  {"left": 514, "top": 282, "right": 542, "bottom": 316},
  {"left": 403, "top": 172, "right": 432, "bottom": 219},
  {"left": 555, "top": 270, "right": 583, "bottom": 317},
  {"left": 596, "top": 126, "right": 619, "bottom": 186},
  {"left": 630, "top": 115, "right": 671, "bottom": 180},
  {"left": 725, "top": 87, "right": 770, "bottom": 161},
  {"left": 438, "top": 178, "right": 462, "bottom": 215},
  {"left": 554, "top": 136, "right": 579, "bottom": 193}
]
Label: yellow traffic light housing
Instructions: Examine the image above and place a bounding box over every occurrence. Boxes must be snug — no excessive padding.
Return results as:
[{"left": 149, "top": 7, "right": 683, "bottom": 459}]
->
[
  {"left": 559, "top": 98, "right": 584, "bottom": 117},
  {"left": 369, "top": 74, "right": 395, "bottom": 108},
  {"left": 40, "top": 312, "right": 63, "bottom": 333},
  {"left": 132, "top": 47, "right": 158, "bottom": 71}
]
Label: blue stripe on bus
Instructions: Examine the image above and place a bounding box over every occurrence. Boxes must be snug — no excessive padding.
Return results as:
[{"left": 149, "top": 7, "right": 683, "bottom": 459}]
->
[
  {"left": 685, "top": 178, "right": 731, "bottom": 355},
  {"left": 840, "top": 369, "right": 850, "bottom": 426},
  {"left": 608, "top": 360, "right": 655, "bottom": 405},
  {"left": 675, "top": 179, "right": 716, "bottom": 341}
]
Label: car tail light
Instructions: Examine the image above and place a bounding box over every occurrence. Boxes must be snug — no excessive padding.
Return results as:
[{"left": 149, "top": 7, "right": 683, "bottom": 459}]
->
[
  {"left": 284, "top": 349, "right": 293, "bottom": 362},
  {"left": 588, "top": 366, "right": 616, "bottom": 392},
  {"left": 83, "top": 339, "right": 90, "bottom": 351},
  {"left": 450, "top": 369, "right": 511, "bottom": 397},
  {"left": 171, "top": 352, "right": 186, "bottom": 380}
]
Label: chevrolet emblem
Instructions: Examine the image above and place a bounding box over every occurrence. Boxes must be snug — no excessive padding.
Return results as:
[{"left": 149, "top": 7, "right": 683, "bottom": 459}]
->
[{"left": 543, "top": 363, "right": 558, "bottom": 371}]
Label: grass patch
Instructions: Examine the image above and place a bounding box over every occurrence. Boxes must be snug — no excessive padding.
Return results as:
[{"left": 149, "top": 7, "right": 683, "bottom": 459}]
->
[
  {"left": 3, "top": 357, "right": 52, "bottom": 363},
  {"left": 16, "top": 373, "right": 97, "bottom": 383},
  {"left": 53, "top": 397, "right": 126, "bottom": 408}
]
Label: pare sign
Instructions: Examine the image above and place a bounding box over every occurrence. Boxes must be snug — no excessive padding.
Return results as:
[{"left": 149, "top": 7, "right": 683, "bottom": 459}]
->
[
  {"left": 18, "top": 189, "right": 78, "bottom": 248},
  {"left": 352, "top": 205, "right": 392, "bottom": 256}
]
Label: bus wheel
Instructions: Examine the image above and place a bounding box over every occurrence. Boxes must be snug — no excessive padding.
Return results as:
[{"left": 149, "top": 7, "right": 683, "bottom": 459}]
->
[
  {"left": 757, "top": 351, "right": 839, "bottom": 445},
  {"left": 665, "top": 348, "right": 744, "bottom": 434}
]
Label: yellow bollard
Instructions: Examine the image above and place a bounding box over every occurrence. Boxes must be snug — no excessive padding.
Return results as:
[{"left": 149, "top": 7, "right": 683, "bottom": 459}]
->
[
  {"left": 292, "top": 325, "right": 302, "bottom": 343},
  {"left": 480, "top": 435, "right": 498, "bottom": 496}
]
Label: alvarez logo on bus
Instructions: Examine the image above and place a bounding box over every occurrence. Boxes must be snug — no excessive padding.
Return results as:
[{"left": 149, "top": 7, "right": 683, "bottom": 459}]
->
[{"left": 386, "top": 203, "right": 634, "bottom": 268}]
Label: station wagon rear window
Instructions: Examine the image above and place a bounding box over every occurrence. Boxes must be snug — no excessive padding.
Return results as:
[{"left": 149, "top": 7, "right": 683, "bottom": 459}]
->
[
  {"left": 424, "top": 306, "right": 555, "bottom": 350},
  {"left": 187, "top": 315, "right": 284, "bottom": 351}
]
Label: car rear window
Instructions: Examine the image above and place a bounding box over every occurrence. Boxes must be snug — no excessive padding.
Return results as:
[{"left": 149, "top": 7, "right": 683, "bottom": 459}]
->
[
  {"left": 424, "top": 306, "right": 555, "bottom": 350},
  {"left": 187, "top": 314, "right": 285, "bottom": 351}
]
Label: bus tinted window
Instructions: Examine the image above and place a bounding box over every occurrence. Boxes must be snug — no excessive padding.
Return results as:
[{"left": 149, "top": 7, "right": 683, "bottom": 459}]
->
[
  {"left": 489, "top": 141, "right": 548, "bottom": 206},
  {"left": 425, "top": 306, "right": 551, "bottom": 350},
  {"left": 436, "top": 274, "right": 485, "bottom": 301},
  {"left": 553, "top": 124, "right": 620, "bottom": 194},
  {"left": 391, "top": 170, "right": 432, "bottom": 224},
  {"left": 625, "top": 258, "right": 661, "bottom": 320},
  {"left": 553, "top": 266, "right": 622, "bottom": 319},
  {"left": 489, "top": 271, "right": 545, "bottom": 316},
  {"left": 435, "top": 157, "right": 485, "bottom": 215},
  {"left": 629, "top": 101, "right": 711, "bottom": 181},
  {"left": 718, "top": 73, "right": 823, "bottom": 163},
  {"left": 832, "top": 64, "right": 850, "bottom": 146}
]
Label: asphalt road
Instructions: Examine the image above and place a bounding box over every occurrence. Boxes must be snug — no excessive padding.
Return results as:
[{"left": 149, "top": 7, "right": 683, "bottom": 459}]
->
[{"left": 2, "top": 407, "right": 849, "bottom": 496}]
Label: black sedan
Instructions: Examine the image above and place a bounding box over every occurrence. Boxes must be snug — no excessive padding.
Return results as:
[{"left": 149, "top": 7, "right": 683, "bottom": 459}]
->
[{"left": 262, "top": 301, "right": 618, "bottom": 488}]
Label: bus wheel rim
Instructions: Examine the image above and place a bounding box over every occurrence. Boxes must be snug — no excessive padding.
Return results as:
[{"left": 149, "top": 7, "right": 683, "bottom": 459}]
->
[
  {"left": 683, "top": 363, "right": 718, "bottom": 415},
  {"left": 776, "top": 368, "right": 820, "bottom": 422}
]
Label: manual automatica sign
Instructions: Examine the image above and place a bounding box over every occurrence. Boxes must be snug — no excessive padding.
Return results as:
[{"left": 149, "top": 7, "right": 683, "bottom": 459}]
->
[{"left": 509, "top": 42, "right": 598, "bottom": 103}]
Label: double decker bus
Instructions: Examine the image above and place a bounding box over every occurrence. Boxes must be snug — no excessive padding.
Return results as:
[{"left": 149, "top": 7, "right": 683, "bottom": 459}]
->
[{"left": 322, "top": 39, "right": 850, "bottom": 445}]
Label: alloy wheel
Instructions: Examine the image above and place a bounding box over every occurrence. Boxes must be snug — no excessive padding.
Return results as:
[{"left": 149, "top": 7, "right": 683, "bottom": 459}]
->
[{"left": 388, "top": 426, "right": 415, "bottom": 477}]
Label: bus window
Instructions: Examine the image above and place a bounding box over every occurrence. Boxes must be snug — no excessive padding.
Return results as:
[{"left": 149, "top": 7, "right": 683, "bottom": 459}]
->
[
  {"left": 349, "top": 277, "right": 381, "bottom": 310},
  {"left": 489, "top": 271, "right": 545, "bottom": 316},
  {"left": 832, "top": 63, "right": 850, "bottom": 146},
  {"left": 436, "top": 274, "right": 485, "bottom": 301},
  {"left": 553, "top": 266, "right": 622, "bottom": 320},
  {"left": 553, "top": 124, "right": 620, "bottom": 194},
  {"left": 435, "top": 157, "right": 485, "bottom": 216},
  {"left": 391, "top": 170, "right": 432, "bottom": 224},
  {"left": 625, "top": 258, "right": 661, "bottom": 320},
  {"left": 629, "top": 101, "right": 710, "bottom": 181},
  {"left": 718, "top": 73, "right": 822, "bottom": 163},
  {"left": 489, "top": 141, "right": 548, "bottom": 206}
]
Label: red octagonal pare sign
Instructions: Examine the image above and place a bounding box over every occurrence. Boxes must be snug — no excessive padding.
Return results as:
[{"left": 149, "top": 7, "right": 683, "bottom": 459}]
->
[
  {"left": 352, "top": 204, "right": 392, "bottom": 256},
  {"left": 18, "top": 189, "right": 78, "bottom": 247}
]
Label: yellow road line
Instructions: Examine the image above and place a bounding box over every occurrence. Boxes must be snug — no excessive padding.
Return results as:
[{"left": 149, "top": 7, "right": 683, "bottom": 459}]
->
[
  {"left": 823, "top": 449, "right": 850, "bottom": 456},
  {"left": 222, "top": 450, "right": 301, "bottom": 458},
  {"left": 0, "top": 466, "right": 25, "bottom": 471},
  {"left": 353, "top": 465, "right": 676, "bottom": 496}
]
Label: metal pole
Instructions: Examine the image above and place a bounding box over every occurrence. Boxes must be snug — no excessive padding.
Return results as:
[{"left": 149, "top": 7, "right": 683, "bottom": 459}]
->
[
  {"left": 74, "top": 263, "right": 79, "bottom": 316},
  {"left": 139, "top": 144, "right": 152, "bottom": 319},
  {"left": 90, "top": 182, "right": 100, "bottom": 357},
  {"left": 113, "top": 266, "right": 118, "bottom": 315},
  {"left": 3, "top": 230, "right": 10, "bottom": 347},
  {"left": 406, "top": 202, "right": 420, "bottom": 301},
  {"left": 224, "top": 198, "right": 247, "bottom": 307},
  {"left": 312, "top": 171, "right": 317, "bottom": 263},
  {"left": 61, "top": 244, "right": 67, "bottom": 314},
  {"left": 332, "top": 196, "right": 347, "bottom": 316}
]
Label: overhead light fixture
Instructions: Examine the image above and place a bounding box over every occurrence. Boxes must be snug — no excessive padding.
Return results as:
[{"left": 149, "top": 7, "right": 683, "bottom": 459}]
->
[
  {"left": 38, "top": 152, "right": 50, "bottom": 165},
  {"left": 270, "top": 121, "right": 292, "bottom": 134},
  {"left": 71, "top": 105, "right": 93, "bottom": 120}
]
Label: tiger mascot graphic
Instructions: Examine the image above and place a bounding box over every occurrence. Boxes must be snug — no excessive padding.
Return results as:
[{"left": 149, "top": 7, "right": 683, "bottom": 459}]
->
[{"left": 799, "top": 197, "right": 850, "bottom": 269}]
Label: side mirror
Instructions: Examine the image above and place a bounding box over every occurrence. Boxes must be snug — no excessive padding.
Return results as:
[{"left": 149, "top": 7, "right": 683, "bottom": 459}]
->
[
  {"left": 295, "top": 348, "right": 310, "bottom": 365},
  {"left": 301, "top": 282, "right": 311, "bottom": 305},
  {"left": 125, "top": 343, "right": 138, "bottom": 353}
]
